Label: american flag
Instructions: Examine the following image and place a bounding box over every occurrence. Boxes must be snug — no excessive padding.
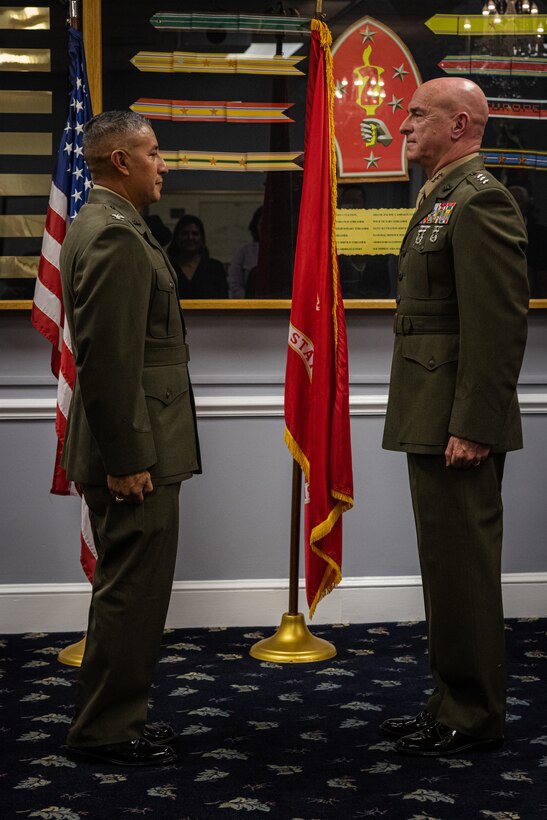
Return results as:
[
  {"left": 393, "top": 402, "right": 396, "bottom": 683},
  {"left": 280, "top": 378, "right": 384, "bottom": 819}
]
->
[{"left": 31, "top": 27, "right": 96, "bottom": 582}]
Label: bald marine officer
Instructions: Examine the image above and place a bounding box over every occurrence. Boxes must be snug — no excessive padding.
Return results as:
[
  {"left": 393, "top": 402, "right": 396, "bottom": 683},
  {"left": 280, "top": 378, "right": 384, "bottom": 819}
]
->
[
  {"left": 381, "top": 78, "right": 529, "bottom": 756},
  {"left": 60, "top": 111, "right": 200, "bottom": 766}
]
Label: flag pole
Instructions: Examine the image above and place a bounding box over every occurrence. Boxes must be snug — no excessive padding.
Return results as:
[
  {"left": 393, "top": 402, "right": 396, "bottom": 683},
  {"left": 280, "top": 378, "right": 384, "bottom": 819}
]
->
[
  {"left": 56, "top": 0, "right": 87, "bottom": 669},
  {"left": 250, "top": 1, "right": 337, "bottom": 663},
  {"left": 249, "top": 460, "right": 336, "bottom": 662}
]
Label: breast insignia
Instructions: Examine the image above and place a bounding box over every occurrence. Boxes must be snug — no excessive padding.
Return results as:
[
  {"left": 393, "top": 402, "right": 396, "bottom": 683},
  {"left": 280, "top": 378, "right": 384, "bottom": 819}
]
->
[{"left": 429, "top": 225, "right": 442, "bottom": 243}]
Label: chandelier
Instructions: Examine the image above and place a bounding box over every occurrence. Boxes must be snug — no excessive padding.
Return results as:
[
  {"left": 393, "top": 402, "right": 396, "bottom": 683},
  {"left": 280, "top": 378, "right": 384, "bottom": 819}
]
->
[{"left": 481, "top": 1, "right": 544, "bottom": 34}]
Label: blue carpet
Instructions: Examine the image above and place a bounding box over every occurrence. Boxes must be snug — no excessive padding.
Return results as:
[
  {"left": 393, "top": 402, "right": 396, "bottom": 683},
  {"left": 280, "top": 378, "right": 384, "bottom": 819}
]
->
[{"left": 2, "top": 618, "right": 546, "bottom": 818}]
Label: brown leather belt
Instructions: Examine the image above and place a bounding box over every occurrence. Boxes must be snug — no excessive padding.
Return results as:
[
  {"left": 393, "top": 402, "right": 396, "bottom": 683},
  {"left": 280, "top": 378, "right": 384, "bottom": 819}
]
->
[{"left": 394, "top": 314, "right": 460, "bottom": 335}]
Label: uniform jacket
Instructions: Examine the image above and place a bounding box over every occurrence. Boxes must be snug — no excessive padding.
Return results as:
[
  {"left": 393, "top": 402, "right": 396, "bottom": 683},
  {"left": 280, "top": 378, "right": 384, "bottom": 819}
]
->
[
  {"left": 60, "top": 187, "right": 201, "bottom": 484},
  {"left": 383, "top": 156, "right": 529, "bottom": 454}
]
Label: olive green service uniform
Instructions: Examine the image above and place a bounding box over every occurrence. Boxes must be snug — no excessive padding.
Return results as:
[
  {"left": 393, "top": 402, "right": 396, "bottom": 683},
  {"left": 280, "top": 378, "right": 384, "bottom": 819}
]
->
[
  {"left": 60, "top": 187, "right": 200, "bottom": 748},
  {"left": 383, "top": 156, "right": 529, "bottom": 739}
]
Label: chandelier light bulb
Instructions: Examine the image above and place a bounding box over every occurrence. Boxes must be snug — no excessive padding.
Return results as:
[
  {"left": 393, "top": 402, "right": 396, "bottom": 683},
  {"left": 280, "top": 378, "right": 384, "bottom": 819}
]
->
[
  {"left": 487, "top": 0, "right": 497, "bottom": 11},
  {"left": 522, "top": 0, "right": 531, "bottom": 12},
  {"left": 531, "top": 2, "right": 538, "bottom": 12},
  {"left": 464, "top": 18, "right": 472, "bottom": 28}
]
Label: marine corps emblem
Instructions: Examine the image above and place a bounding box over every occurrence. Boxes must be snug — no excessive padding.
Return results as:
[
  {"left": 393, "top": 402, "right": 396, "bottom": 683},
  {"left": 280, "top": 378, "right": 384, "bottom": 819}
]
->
[{"left": 332, "top": 17, "right": 421, "bottom": 181}]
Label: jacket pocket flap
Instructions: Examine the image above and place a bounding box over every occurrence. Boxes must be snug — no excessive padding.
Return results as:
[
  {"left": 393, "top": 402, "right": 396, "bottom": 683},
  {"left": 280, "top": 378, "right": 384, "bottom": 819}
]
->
[
  {"left": 402, "top": 334, "right": 459, "bottom": 370},
  {"left": 155, "top": 266, "right": 177, "bottom": 293},
  {"left": 143, "top": 366, "right": 189, "bottom": 405},
  {"left": 415, "top": 231, "right": 448, "bottom": 253}
]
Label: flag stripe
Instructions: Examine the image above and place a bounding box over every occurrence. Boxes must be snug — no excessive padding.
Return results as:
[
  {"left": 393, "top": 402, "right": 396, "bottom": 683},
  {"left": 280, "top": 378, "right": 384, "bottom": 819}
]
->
[{"left": 31, "top": 27, "right": 96, "bottom": 583}]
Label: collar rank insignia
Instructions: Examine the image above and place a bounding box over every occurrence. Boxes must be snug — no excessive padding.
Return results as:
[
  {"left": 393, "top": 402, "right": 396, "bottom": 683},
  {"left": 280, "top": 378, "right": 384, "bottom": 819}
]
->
[
  {"left": 110, "top": 211, "right": 125, "bottom": 221},
  {"left": 420, "top": 201, "right": 456, "bottom": 226},
  {"left": 474, "top": 173, "right": 489, "bottom": 185}
]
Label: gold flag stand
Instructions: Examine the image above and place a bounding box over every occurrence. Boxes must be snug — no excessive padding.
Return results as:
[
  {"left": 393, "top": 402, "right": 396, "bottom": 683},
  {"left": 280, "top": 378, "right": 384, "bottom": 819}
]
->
[
  {"left": 250, "top": 460, "right": 336, "bottom": 663},
  {"left": 58, "top": 635, "right": 86, "bottom": 667}
]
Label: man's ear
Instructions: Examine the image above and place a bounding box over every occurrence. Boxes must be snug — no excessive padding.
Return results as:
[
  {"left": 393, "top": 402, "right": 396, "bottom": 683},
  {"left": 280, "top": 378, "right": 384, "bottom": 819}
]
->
[
  {"left": 452, "top": 112, "right": 469, "bottom": 141},
  {"left": 110, "top": 148, "right": 130, "bottom": 176}
]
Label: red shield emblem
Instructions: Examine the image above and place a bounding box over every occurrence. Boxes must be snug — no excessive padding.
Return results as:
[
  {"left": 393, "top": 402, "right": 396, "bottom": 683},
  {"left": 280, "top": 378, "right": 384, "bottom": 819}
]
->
[{"left": 332, "top": 16, "right": 421, "bottom": 181}]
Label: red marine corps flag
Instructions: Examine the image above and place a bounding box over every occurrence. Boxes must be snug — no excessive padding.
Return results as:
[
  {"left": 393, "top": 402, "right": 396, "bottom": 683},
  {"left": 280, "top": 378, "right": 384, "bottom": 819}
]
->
[{"left": 284, "top": 19, "right": 353, "bottom": 618}]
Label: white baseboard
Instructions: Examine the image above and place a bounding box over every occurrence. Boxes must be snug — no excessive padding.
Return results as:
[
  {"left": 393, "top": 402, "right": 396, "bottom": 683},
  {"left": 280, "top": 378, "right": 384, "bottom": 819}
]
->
[{"left": 1, "top": 574, "right": 545, "bottom": 633}]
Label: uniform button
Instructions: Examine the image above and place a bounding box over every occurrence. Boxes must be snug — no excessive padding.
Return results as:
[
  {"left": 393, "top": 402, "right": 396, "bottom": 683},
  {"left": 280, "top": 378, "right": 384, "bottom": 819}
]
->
[
  {"left": 442, "top": 184, "right": 450, "bottom": 192},
  {"left": 395, "top": 295, "right": 401, "bottom": 304},
  {"left": 398, "top": 273, "right": 403, "bottom": 281},
  {"left": 169, "top": 281, "right": 174, "bottom": 289},
  {"left": 165, "top": 390, "right": 171, "bottom": 399},
  {"left": 428, "top": 358, "right": 435, "bottom": 368}
]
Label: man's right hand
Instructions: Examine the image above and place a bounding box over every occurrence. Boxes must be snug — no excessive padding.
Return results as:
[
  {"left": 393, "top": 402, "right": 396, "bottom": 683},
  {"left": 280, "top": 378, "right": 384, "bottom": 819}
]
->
[{"left": 107, "top": 471, "right": 154, "bottom": 505}]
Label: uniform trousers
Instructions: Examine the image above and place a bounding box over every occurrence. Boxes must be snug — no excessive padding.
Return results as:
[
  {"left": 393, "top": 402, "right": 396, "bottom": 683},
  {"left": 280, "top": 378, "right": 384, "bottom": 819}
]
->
[
  {"left": 407, "top": 452, "right": 507, "bottom": 739},
  {"left": 67, "top": 482, "right": 181, "bottom": 748}
]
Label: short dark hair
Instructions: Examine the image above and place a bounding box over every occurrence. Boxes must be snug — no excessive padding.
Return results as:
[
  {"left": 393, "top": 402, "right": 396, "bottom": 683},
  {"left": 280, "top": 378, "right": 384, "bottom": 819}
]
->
[{"left": 83, "top": 110, "right": 152, "bottom": 174}]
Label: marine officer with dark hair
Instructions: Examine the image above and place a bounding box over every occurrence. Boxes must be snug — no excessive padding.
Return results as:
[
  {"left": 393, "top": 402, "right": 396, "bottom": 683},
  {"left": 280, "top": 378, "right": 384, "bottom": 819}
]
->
[{"left": 60, "top": 110, "right": 201, "bottom": 766}]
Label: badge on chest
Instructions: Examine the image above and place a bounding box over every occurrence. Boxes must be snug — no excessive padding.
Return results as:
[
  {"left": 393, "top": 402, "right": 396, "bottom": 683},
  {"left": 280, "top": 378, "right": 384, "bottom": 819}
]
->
[{"left": 413, "top": 201, "right": 456, "bottom": 246}]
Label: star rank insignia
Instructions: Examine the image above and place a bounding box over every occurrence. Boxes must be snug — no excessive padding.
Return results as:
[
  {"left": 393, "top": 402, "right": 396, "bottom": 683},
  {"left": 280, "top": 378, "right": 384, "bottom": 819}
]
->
[
  {"left": 360, "top": 25, "right": 376, "bottom": 44},
  {"left": 392, "top": 63, "right": 409, "bottom": 81},
  {"left": 110, "top": 211, "right": 125, "bottom": 220},
  {"left": 388, "top": 95, "right": 403, "bottom": 112}
]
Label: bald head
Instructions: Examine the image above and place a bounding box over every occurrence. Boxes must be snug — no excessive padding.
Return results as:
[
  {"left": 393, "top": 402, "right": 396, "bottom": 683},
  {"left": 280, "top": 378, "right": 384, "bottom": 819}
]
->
[
  {"left": 400, "top": 78, "right": 489, "bottom": 177},
  {"left": 421, "top": 78, "right": 489, "bottom": 138}
]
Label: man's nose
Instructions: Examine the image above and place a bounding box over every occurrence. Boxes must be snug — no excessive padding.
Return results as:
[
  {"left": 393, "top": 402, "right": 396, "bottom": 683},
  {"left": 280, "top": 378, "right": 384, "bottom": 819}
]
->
[
  {"left": 158, "top": 153, "right": 168, "bottom": 174},
  {"left": 400, "top": 115, "right": 411, "bottom": 135}
]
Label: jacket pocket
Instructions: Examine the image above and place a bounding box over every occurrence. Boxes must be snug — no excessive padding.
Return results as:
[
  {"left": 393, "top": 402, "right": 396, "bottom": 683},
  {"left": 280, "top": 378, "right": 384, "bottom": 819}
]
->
[
  {"left": 148, "top": 267, "right": 182, "bottom": 339},
  {"left": 402, "top": 333, "right": 459, "bottom": 371},
  {"left": 406, "top": 231, "right": 454, "bottom": 300},
  {"left": 142, "top": 365, "right": 198, "bottom": 477},
  {"left": 142, "top": 365, "right": 189, "bottom": 405},
  {"left": 398, "top": 334, "right": 459, "bottom": 445}
]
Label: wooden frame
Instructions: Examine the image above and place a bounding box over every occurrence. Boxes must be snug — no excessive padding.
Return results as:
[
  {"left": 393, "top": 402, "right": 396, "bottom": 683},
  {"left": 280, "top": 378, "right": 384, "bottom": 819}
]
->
[{"left": 1, "top": 0, "right": 545, "bottom": 310}]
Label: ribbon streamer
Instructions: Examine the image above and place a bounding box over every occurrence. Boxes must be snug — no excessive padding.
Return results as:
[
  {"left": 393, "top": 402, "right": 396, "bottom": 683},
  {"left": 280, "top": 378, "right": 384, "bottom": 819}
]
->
[
  {"left": 426, "top": 14, "right": 547, "bottom": 36},
  {"left": 130, "top": 98, "right": 294, "bottom": 123},
  {"left": 131, "top": 51, "right": 305, "bottom": 76},
  {"left": 439, "top": 54, "right": 547, "bottom": 77},
  {"left": 487, "top": 98, "right": 547, "bottom": 121},
  {"left": 161, "top": 150, "right": 303, "bottom": 171},
  {"left": 150, "top": 12, "right": 311, "bottom": 34},
  {"left": 481, "top": 148, "right": 547, "bottom": 170}
]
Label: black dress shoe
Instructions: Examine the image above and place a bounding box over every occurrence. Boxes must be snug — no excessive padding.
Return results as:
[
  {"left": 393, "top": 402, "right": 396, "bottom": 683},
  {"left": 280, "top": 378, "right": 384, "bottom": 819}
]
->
[
  {"left": 395, "top": 720, "right": 504, "bottom": 757},
  {"left": 380, "top": 710, "right": 436, "bottom": 739},
  {"left": 143, "top": 722, "right": 177, "bottom": 744},
  {"left": 67, "top": 737, "right": 176, "bottom": 766}
]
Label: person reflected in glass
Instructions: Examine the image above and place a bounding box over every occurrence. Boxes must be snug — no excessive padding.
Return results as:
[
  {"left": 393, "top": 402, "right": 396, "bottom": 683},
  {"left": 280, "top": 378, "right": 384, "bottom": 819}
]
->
[
  {"left": 507, "top": 186, "right": 547, "bottom": 298},
  {"left": 337, "top": 185, "right": 393, "bottom": 298},
  {"left": 168, "top": 214, "right": 228, "bottom": 299},
  {"left": 227, "top": 206, "right": 262, "bottom": 299}
]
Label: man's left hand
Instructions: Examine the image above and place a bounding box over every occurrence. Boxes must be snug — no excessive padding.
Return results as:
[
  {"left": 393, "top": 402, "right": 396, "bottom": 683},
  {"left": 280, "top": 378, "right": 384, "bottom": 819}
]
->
[
  {"left": 107, "top": 471, "right": 154, "bottom": 504},
  {"left": 445, "top": 436, "right": 491, "bottom": 469}
]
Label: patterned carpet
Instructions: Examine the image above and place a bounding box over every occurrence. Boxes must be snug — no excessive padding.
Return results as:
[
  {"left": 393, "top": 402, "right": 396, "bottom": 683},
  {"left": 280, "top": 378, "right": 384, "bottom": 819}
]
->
[{"left": 2, "top": 618, "right": 546, "bottom": 819}]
